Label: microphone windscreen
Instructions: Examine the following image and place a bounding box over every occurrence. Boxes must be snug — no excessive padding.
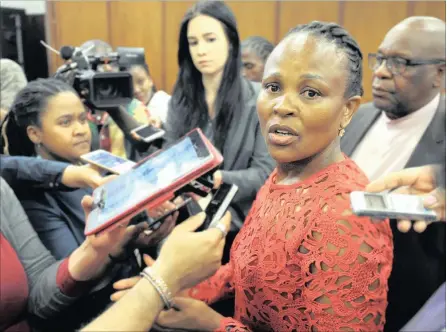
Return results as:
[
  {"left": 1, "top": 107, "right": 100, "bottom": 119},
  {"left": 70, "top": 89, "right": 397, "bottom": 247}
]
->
[{"left": 60, "top": 46, "right": 74, "bottom": 60}]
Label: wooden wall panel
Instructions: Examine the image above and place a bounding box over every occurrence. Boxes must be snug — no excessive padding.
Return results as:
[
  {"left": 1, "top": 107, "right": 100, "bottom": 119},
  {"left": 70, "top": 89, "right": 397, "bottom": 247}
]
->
[
  {"left": 227, "top": 1, "right": 276, "bottom": 43},
  {"left": 46, "top": 0, "right": 444, "bottom": 93},
  {"left": 109, "top": 1, "right": 164, "bottom": 89},
  {"left": 163, "top": 1, "right": 195, "bottom": 93},
  {"left": 412, "top": 1, "right": 446, "bottom": 21},
  {"left": 278, "top": 2, "right": 340, "bottom": 40},
  {"left": 343, "top": 1, "right": 409, "bottom": 102},
  {"left": 48, "top": 1, "right": 109, "bottom": 74}
]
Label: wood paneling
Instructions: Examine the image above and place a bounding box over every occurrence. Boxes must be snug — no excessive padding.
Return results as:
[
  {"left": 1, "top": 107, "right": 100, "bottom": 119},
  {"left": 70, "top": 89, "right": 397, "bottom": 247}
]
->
[
  {"left": 49, "top": 1, "right": 109, "bottom": 73},
  {"left": 164, "top": 1, "right": 195, "bottom": 93},
  {"left": 412, "top": 1, "right": 446, "bottom": 21},
  {"left": 227, "top": 1, "right": 276, "bottom": 42},
  {"left": 278, "top": 2, "right": 340, "bottom": 40},
  {"left": 109, "top": 1, "right": 164, "bottom": 89},
  {"left": 343, "top": 1, "right": 409, "bottom": 102},
  {"left": 46, "top": 1, "right": 444, "bottom": 94}
]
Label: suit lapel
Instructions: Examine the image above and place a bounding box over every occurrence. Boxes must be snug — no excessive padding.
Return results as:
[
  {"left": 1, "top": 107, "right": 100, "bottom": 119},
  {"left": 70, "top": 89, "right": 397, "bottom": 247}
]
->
[
  {"left": 405, "top": 96, "right": 446, "bottom": 167},
  {"left": 342, "top": 103, "right": 382, "bottom": 157}
]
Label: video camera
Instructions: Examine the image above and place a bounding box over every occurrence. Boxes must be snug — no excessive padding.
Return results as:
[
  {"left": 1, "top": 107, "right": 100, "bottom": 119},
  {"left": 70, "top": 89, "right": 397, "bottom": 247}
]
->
[{"left": 54, "top": 45, "right": 145, "bottom": 110}]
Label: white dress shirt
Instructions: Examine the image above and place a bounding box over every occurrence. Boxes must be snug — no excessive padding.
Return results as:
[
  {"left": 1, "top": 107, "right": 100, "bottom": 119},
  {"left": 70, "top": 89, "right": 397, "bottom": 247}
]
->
[{"left": 352, "top": 94, "right": 440, "bottom": 181}]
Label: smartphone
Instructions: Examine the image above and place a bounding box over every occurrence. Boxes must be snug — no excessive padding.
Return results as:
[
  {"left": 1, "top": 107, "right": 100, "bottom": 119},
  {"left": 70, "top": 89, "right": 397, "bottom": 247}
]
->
[
  {"left": 85, "top": 128, "right": 223, "bottom": 235},
  {"left": 350, "top": 191, "right": 438, "bottom": 221},
  {"left": 80, "top": 150, "right": 136, "bottom": 174},
  {"left": 197, "top": 183, "right": 239, "bottom": 232},
  {"left": 131, "top": 124, "right": 165, "bottom": 143},
  {"left": 146, "top": 197, "right": 193, "bottom": 230}
]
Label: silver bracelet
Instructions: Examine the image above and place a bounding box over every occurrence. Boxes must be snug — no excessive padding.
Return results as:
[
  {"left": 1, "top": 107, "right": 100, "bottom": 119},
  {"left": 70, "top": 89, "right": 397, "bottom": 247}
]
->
[{"left": 140, "top": 267, "right": 173, "bottom": 310}]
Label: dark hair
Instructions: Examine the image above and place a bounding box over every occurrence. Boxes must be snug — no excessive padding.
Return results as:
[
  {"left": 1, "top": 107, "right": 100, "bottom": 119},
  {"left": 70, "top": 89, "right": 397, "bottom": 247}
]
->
[
  {"left": 129, "top": 64, "right": 158, "bottom": 94},
  {"left": 287, "top": 21, "right": 363, "bottom": 98},
  {"left": 169, "top": 0, "right": 244, "bottom": 150},
  {"left": 1, "top": 78, "right": 76, "bottom": 156},
  {"left": 241, "top": 36, "right": 274, "bottom": 62}
]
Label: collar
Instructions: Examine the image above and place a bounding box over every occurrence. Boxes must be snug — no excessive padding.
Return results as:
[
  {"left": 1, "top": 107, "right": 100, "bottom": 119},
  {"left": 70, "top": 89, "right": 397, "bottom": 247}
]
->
[{"left": 383, "top": 94, "right": 440, "bottom": 125}]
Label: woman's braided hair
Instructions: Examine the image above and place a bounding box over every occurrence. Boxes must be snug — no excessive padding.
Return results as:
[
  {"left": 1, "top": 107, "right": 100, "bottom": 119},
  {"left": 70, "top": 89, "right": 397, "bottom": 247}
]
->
[
  {"left": 241, "top": 36, "right": 274, "bottom": 63},
  {"left": 0, "top": 78, "right": 76, "bottom": 156},
  {"left": 288, "top": 21, "right": 364, "bottom": 98}
]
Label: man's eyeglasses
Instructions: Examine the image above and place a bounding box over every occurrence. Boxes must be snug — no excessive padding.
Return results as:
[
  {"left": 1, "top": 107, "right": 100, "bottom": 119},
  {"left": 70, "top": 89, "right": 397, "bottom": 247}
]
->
[{"left": 368, "top": 53, "right": 445, "bottom": 75}]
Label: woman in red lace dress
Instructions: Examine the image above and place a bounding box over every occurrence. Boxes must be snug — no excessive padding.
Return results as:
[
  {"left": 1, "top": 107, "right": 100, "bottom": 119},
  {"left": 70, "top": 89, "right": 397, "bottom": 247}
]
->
[{"left": 154, "top": 21, "right": 394, "bottom": 332}]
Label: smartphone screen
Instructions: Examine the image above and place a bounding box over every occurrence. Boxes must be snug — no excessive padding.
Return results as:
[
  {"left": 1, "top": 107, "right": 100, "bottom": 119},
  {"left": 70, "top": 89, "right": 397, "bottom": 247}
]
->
[
  {"left": 134, "top": 125, "right": 162, "bottom": 139},
  {"left": 85, "top": 133, "right": 213, "bottom": 234},
  {"left": 82, "top": 150, "right": 135, "bottom": 173}
]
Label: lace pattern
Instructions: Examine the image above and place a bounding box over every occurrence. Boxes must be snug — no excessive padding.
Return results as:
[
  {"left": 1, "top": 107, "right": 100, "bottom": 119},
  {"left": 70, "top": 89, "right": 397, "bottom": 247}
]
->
[{"left": 193, "top": 159, "right": 393, "bottom": 332}]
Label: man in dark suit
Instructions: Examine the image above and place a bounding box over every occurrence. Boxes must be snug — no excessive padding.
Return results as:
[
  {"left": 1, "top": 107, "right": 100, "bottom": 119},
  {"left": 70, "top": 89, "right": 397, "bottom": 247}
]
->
[{"left": 341, "top": 16, "right": 446, "bottom": 332}]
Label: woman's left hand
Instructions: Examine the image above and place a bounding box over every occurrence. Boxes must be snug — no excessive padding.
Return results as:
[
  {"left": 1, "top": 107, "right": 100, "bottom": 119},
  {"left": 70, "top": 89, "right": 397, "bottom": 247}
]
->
[
  {"left": 83, "top": 196, "right": 148, "bottom": 257},
  {"left": 70, "top": 194, "right": 148, "bottom": 281},
  {"left": 156, "top": 297, "right": 223, "bottom": 331}
]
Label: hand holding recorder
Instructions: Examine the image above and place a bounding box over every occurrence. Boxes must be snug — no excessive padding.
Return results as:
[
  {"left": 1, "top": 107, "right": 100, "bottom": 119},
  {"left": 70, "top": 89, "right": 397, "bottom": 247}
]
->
[{"left": 359, "top": 165, "right": 445, "bottom": 233}]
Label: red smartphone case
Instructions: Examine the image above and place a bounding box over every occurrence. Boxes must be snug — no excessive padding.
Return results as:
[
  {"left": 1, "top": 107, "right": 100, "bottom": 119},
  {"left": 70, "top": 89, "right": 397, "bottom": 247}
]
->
[{"left": 84, "top": 128, "right": 223, "bottom": 236}]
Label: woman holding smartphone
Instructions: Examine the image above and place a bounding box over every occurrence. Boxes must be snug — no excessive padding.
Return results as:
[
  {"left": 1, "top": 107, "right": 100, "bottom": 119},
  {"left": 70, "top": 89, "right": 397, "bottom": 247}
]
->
[
  {"left": 0, "top": 78, "right": 176, "bottom": 329},
  {"left": 164, "top": 1, "right": 275, "bottom": 232},
  {"left": 0, "top": 165, "right": 231, "bottom": 332}
]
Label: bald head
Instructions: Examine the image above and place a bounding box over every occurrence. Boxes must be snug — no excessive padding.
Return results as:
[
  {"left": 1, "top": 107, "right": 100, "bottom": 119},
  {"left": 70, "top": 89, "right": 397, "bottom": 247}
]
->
[
  {"left": 372, "top": 16, "right": 445, "bottom": 118},
  {"left": 386, "top": 16, "right": 445, "bottom": 58}
]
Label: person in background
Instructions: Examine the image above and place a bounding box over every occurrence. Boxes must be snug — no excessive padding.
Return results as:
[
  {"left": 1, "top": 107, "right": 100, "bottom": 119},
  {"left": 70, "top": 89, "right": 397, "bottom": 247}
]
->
[
  {"left": 165, "top": 0, "right": 275, "bottom": 235},
  {"left": 0, "top": 78, "right": 175, "bottom": 330},
  {"left": 129, "top": 63, "right": 171, "bottom": 128},
  {"left": 341, "top": 16, "right": 446, "bottom": 331},
  {"left": 241, "top": 36, "right": 274, "bottom": 82},
  {"left": 0, "top": 175, "right": 147, "bottom": 332},
  {"left": 119, "top": 21, "right": 394, "bottom": 331},
  {"left": 0, "top": 58, "right": 28, "bottom": 123},
  {"left": 0, "top": 58, "right": 28, "bottom": 111}
]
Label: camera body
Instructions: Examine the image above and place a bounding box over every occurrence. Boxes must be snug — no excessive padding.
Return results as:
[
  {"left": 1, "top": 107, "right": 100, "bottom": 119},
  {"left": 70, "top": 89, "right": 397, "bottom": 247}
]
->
[{"left": 56, "top": 46, "right": 146, "bottom": 110}]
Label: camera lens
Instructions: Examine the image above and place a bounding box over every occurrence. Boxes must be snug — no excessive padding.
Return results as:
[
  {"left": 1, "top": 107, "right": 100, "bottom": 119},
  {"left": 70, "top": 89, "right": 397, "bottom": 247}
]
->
[{"left": 96, "top": 81, "right": 118, "bottom": 99}]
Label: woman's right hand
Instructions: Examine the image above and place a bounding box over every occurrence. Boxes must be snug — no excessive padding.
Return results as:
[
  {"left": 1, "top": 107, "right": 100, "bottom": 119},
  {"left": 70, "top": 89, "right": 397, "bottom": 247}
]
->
[{"left": 111, "top": 211, "right": 231, "bottom": 298}]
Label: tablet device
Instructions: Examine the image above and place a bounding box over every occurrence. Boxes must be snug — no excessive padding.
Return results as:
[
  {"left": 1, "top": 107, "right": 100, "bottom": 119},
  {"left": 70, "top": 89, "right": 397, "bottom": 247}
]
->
[{"left": 85, "top": 128, "right": 222, "bottom": 235}]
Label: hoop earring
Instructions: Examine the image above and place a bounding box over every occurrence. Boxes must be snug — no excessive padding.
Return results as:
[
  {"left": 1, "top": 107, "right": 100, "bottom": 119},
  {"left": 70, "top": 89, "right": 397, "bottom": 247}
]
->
[{"left": 338, "top": 127, "right": 345, "bottom": 137}]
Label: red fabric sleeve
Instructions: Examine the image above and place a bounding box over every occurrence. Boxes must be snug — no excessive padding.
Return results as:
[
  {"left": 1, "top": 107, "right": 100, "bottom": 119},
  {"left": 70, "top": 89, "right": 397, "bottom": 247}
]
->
[
  {"left": 56, "top": 258, "right": 97, "bottom": 297},
  {"left": 188, "top": 263, "right": 234, "bottom": 305}
]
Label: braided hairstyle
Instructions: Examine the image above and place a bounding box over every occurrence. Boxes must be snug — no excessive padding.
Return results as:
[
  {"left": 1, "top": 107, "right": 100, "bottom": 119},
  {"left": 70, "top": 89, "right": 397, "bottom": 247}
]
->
[
  {"left": 241, "top": 36, "right": 274, "bottom": 63},
  {"left": 1, "top": 78, "right": 76, "bottom": 156},
  {"left": 287, "top": 21, "right": 364, "bottom": 98}
]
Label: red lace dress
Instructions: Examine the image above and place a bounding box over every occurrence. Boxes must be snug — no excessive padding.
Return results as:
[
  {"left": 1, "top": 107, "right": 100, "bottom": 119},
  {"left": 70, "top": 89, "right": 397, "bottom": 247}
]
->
[{"left": 189, "top": 158, "right": 393, "bottom": 332}]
